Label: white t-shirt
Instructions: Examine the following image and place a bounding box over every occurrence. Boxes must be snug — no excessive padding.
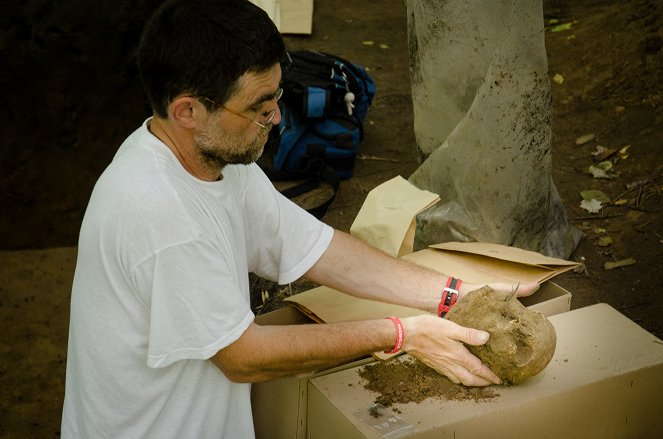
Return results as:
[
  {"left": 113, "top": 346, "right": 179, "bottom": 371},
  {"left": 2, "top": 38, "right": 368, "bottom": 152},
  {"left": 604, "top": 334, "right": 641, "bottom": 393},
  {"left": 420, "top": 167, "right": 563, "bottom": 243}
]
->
[{"left": 61, "top": 119, "right": 333, "bottom": 438}]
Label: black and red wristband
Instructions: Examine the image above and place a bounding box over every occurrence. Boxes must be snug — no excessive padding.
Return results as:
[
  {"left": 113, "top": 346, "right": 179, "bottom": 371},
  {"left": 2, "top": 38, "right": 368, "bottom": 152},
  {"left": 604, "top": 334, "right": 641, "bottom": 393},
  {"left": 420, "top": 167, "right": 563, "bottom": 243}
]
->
[{"left": 438, "top": 277, "right": 462, "bottom": 318}]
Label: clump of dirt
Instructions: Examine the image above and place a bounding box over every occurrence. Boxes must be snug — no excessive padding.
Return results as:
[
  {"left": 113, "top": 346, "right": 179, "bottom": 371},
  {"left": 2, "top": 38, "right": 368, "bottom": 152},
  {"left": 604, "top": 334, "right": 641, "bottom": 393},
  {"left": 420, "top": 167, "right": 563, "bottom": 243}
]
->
[
  {"left": 446, "top": 286, "right": 557, "bottom": 385},
  {"left": 358, "top": 356, "right": 499, "bottom": 408}
]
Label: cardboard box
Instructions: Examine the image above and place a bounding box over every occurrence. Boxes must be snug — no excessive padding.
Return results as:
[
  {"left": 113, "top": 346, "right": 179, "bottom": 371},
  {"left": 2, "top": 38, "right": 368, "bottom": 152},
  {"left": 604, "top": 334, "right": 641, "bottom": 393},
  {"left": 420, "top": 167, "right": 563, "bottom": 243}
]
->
[
  {"left": 517, "top": 280, "right": 571, "bottom": 316},
  {"left": 251, "top": 306, "right": 374, "bottom": 439},
  {"left": 306, "top": 304, "right": 663, "bottom": 438},
  {"left": 251, "top": 281, "right": 572, "bottom": 438},
  {"left": 249, "top": 0, "right": 314, "bottom": 35},
  {"left": 252, "top": 242, "right": 577, "bottom": 437}
]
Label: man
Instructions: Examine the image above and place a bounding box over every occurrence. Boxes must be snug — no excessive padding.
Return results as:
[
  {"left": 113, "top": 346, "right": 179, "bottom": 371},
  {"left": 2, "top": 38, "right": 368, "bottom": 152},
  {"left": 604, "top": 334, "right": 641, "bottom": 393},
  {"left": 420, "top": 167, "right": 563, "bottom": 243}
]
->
[{"left": 61, "top": 0, "right": 537, "bottom": 437}]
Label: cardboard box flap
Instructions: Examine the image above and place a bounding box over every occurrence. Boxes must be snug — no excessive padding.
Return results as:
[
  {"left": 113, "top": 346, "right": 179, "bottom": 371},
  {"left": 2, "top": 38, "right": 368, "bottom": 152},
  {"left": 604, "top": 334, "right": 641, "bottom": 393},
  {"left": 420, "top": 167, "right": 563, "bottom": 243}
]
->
[
  {"left": 431, "top": 241, "right": 579, "bottom": 268},
  {"left": 400, "top": 248, "right": 545, "bottom": 285},
  {"left": 285, "top": 286, "right": 423, "bottom": 324},
  {"left": 424, "top": 242, "right": 580, "bottom": 284}
]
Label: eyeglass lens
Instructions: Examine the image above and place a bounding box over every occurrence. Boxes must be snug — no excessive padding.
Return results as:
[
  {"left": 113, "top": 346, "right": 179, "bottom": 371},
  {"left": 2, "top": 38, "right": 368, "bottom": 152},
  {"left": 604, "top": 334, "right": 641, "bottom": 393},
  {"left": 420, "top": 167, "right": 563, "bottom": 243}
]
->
[{"left": 257, "top": 88, "right": 283, "bottom": 126}]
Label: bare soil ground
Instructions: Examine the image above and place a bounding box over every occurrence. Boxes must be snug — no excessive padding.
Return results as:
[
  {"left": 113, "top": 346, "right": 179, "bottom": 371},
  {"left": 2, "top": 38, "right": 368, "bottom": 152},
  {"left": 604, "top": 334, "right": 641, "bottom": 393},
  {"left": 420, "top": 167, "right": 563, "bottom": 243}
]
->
[{"left": 0, "top": 0, "right": 661, "bottom": 437}]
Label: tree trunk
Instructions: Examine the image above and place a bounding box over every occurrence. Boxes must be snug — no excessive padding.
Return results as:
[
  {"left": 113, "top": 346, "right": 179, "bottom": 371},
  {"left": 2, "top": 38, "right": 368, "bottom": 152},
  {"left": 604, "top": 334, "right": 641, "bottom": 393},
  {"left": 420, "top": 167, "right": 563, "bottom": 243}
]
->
[{"left": 406, "top": 0, "right": 581, "bottom": 258}]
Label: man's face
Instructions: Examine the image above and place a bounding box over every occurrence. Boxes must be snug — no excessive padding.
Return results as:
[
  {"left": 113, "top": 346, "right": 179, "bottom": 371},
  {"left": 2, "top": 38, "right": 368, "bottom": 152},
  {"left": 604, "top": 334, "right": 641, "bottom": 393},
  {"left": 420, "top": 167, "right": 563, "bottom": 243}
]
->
[{"left": 193, "top": 64, "right": 282, "bottom": 168}]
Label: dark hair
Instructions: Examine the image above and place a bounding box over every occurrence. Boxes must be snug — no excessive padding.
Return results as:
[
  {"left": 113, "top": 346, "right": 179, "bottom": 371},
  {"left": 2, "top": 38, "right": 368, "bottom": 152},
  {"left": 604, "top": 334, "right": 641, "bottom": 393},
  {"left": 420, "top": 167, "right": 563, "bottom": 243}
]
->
[{"left": 137, "top": 0, "right": 285, "bottom": 118}]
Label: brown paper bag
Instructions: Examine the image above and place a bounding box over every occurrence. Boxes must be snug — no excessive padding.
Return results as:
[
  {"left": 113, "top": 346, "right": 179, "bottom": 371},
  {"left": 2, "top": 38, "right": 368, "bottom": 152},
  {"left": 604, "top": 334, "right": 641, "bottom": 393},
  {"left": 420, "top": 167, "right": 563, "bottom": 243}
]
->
[{"left": 350, "top": 176, "right": 439, "bottom": 257}]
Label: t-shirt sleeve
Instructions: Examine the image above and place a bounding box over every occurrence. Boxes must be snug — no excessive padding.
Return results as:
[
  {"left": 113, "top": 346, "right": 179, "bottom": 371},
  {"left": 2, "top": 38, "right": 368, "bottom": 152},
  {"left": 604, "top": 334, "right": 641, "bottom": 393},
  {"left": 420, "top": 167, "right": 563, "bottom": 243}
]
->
[
  {"left": 241, "top": 164, "right": 334, "bottom": 284},
  {"left": 131, "top": 238, "right": 254, "bottom": 369}
]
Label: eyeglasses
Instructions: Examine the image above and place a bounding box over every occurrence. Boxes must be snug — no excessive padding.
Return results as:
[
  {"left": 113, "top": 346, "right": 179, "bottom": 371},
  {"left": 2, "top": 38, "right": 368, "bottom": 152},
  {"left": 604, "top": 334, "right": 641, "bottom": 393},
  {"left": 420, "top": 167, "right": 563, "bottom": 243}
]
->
[{"left": 199, "top": 87, "right": 283, "bottom": 129}]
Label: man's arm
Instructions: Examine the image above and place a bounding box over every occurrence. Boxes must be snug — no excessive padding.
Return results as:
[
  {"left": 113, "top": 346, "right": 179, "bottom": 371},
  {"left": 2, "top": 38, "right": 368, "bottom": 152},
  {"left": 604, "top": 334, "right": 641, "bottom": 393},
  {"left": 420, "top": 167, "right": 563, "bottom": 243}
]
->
[
  {"left": 211, "top": 313, "right": 499, "bottom": 386},
  {"left": 304, "top": 229, "right": 538, "bottom": 309},
  {"left": 212, "top": 230, "right": 538, "bottom": 386}
]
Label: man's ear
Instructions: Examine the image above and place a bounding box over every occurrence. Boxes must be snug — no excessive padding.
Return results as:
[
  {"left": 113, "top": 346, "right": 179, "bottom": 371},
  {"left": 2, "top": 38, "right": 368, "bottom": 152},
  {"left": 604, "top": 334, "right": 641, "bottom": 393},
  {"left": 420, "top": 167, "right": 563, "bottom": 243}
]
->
[{"left": 169, "top": 96, "right": 198, "bottom": 129}]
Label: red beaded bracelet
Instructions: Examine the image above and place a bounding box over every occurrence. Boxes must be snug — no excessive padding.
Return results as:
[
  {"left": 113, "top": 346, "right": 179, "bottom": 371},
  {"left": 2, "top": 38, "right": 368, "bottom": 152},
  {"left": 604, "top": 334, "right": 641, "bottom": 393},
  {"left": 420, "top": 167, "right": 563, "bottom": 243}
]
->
[
  {"left": 384, "top": 316, "right": 404, "bottom": 354},
  {"left": 438, "top": 277, "right": 462, "bottom": 318}
]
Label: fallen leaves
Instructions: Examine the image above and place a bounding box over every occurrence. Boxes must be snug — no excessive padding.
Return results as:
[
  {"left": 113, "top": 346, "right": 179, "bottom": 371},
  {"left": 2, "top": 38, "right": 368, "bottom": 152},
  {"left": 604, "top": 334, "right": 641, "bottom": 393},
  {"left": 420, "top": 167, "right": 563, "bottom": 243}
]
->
[
  {"left": 575, "top": 133, "right": 595, "bottom": 145},
  {"left": 361, "top": 40, "right": 389, "bottom": 50},
  {"left": 618, "top": 145, "right": 631, "bottom": 160},
  {"left": 588, "top": 161, "right": 619, "bottom": 179},
  {"left": 570, "top": 131, "right": 660, "bottom": 273},
  {"left": 573, "top": 256, "right": 588, "bottom": 274},
  {"left": 548, "top": 21, "right": 578, "bottom": 33},
  {"left": 604, "top": 258, "right": 637, "bottom": 270},
  {"left": 580, "top": 189, "right": 610, "bottom": 203},
  {"left": 579, "top": 189, "right": 610, "bottom": 213},
  {"left": 591, "top": 145, "right": 617, "bottom": 161},
  {"left": 580, "top": 198, "right": 603, "bottom": 214},
  {"left": 596, "top": 236, "right": 613, "bottom": 247},
  {"left": 573, "top": 133, "right": 632, "bottom": 181},
  {"left": 571, "top": 131, "right": 656, "bottom": 216}
]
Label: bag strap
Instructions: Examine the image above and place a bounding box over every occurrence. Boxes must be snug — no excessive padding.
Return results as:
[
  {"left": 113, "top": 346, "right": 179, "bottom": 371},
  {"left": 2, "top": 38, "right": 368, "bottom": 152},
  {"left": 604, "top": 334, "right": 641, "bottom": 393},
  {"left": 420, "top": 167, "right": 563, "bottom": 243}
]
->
[{"left": 278, "top": 159, "right": 340, "bottom": 219}]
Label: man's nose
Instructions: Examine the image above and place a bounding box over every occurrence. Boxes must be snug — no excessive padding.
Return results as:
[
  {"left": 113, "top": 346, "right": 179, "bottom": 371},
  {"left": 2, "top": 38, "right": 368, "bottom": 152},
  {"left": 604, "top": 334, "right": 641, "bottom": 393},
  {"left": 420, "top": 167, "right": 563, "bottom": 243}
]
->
[{"left": 270, "top": 104, "right": 282, "bottom": 127}]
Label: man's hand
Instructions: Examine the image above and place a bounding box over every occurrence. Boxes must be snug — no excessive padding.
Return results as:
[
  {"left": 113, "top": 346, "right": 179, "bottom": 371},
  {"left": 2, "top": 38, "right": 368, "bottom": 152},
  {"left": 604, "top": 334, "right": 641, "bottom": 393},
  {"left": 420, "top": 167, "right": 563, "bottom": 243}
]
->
[
  {"left": 401, "top": 314, "right": 500, "bottom": 386},
  {"left": 460, "top": 281, "right": 539, "bottom": 299}
]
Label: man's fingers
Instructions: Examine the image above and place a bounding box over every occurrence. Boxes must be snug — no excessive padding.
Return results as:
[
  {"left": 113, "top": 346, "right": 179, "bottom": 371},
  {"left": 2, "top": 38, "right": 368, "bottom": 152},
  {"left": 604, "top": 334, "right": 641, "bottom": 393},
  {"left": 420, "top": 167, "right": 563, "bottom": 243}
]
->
[
  {"left": 457, "top": 372, "right": 493, "bottom": 387},
  {"left": 412, "top": 316, "right": 502, "bottom": 386},
  {"left": 444, "top": 321, "right": 502, "bottom": 385},
  {"left": 515, "top": 282, "right": 539, "bottom": 297},
  {"left": 445, "top": 360, "right": 500, "bottom": 386},
  {"left": 465, "top": 328, "right": 490, "bottom": 346},
  {"left": 445, "top": 370, "right": 461, "bottom": 385},
  {"left": 458, "top": 349, "right": 501, "bottom": 385},
  {"left": 447, "top": 320, "right": 490, "bottom": 347},
  {"left": 468, "top": 362, "right": 501, "bottom": 385}
]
